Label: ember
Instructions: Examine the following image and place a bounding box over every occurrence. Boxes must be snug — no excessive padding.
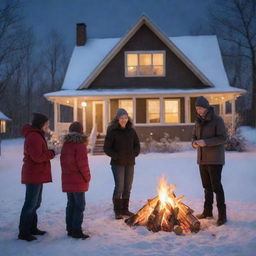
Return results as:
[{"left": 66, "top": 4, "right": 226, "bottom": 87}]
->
[{"left": 125, "top": 177, "right": 200, "bottom": 235}]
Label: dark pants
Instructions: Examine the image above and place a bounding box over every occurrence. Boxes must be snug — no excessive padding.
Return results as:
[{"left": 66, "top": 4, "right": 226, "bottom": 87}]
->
[
  {"left": 199, "top": 165, "right": 225, "bottom": 211},
  {"left": 111, "top": 165, "right": 134, "bottom": 200},
  {"left": 66, "top": 192, "right": 85, "bottom": 234},
  {"left": 19, "top": 184, "right": 43, "bottom": 235}
]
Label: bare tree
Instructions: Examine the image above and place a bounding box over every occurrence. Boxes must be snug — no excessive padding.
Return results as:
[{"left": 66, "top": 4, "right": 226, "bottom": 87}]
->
[{"left": 211, "top": 0, "right": 256, "bottom": 126}]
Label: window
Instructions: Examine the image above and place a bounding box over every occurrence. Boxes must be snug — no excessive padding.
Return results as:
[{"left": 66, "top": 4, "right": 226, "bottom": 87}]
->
[
  {"left": 0, "top": 120, "right": 6, "bottom": 133},
  {"left": 225, "top": 101, "right": 232, "bottom": 114},
  {"left": 119, "top": 99, "right": 133, "bottom": 118},
  {"left": 126, "top": 51, "right": 165, "bottom": 77},
  {"left": 147, "top": 99, "right": 160, "bottom": 123},
  {"left": 164, "top": 99, "right": 180, "bottom": 123}
]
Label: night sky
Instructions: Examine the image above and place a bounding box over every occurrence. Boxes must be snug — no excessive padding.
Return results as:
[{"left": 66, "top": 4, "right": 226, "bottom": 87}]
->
[{"left": 20, "top": 0, "right": 213, "bottom": 48}]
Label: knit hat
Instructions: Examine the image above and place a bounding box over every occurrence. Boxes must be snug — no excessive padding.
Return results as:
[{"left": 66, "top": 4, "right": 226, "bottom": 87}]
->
[
  {"left": 69, "top": 121, "right": 83, "bottom": 134},
  {"left": 32, "top": 113, "right": 49, "bottom": 129},
  {"left": 195, "top": 96, "right": 210, "bottom": 109},
  {"left": 115, "top": 108, "right": 128, "bottom": 119}
]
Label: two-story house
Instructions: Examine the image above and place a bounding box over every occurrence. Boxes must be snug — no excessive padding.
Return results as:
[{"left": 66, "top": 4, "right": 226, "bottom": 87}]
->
[{"left": 45, "top": 15, "right": 246, "bottom": 150}]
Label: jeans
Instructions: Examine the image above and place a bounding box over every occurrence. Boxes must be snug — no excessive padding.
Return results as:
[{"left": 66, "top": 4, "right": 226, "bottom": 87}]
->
[
  {"left": 19, "top": 184, "right": 43, "bottom": 235},
  {"left": 66, "top": 192, "right": 85, "bottom": 234},
  {"left": 111, "top": 165, "right": 134, "bottom": 200},
  {"left": 199, "top": 165, "right": 225, "bottom": 210}
]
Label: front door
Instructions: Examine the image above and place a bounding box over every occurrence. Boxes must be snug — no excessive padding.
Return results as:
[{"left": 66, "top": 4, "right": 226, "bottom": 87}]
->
[{"left": 93, "top": 102, "right": 104, "bottom": 134}]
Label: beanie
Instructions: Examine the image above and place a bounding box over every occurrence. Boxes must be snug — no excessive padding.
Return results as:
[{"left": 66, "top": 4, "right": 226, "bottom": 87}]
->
[
  {"left": 195, "top": 96, "right": 210, "bottom": 109},
  {"left": 69, "top": 121, "right": 83, "bottom": 134},
  {"left": 32, "top": 113, "right": 49, "bottom": 129},
  {"left": 115, "top": 108, "right": 128, "bottom": 119}
]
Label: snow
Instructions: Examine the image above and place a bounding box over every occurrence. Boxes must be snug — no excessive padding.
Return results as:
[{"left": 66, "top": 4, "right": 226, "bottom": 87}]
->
[
  {"left": 240, "top": 126, "right": 256, "bottom": 146},
  {"left": 0, "top": 138, "right": 256, "bottom": 256},
  {"left": 0, "top": 111, "right": 11, "bottom": 120}
]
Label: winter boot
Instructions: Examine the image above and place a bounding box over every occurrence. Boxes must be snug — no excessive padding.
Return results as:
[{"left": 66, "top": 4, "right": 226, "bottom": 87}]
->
[
  {"left": 31, "top": 228, "right": 47, "bottom": 236},
  {"left": 113, "top": 199, "right": 123, "bottom": 219},
  {"left": 196, "top": 208, "right": 213, "bottom": 219},
  {"left": 217, "top": 205, "right": 227, "bottom": 226},
  {"left": 122, "top": 199, "right": 134, "bottom": 217},
  {"left": 18, "top": 233, "right": 37, "bottom": 242},
  {"left": 72, "top": 232, "right": 90, "bottom": 240}
]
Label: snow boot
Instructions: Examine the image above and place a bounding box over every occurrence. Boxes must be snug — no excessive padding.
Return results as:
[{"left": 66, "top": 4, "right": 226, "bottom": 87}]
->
[
  {"left": 196, "top": 208, "right": 213, "bottom": 219},
  {"left": 113, "top": 199, "right": 123, "bottom": 219},
  {"left": 122, "top": 199, "right": 134, "bottom": 217},
  {"left": 31, "top": 228, "right": 47, "bottom": 236},
  {"left": 217, "top": 205, "right": 227, "bottom": 226},
  {"left": 72, "top": 232, "right": 90, "bottom": 240},
  {"left": 18, "top": 233, "right": 37, "bottom": 242}
]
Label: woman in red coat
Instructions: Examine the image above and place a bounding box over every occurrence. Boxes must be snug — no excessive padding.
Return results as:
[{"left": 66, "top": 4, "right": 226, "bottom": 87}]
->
[
  {"left": 60, "top": 122, "right": 91, "bottom": 240},
  {"left": 18, "top": 113, "right": 55, "bottom": 242}
]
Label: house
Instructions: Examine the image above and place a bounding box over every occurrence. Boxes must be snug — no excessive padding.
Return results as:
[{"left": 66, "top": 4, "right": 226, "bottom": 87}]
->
[
  {"left": 0, "top": 111, "right": 11, "bottom": 156},
  {"left": 44, "top": 15, "right": 246, "bottom": 147}
]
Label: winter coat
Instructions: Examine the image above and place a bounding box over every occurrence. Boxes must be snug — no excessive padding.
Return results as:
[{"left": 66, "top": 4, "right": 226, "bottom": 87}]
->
[
  {"left": 192, "top": 107, "right": 227, "bottom": 165},
  {"left": 21, "top": 124, "right": 55, "bottom": 184},
  {"left": 60, "top": 132, "right": 91, "bottom": 192},
  {"left": 104, "top": 120, "right": 140, "bottom": 166}
]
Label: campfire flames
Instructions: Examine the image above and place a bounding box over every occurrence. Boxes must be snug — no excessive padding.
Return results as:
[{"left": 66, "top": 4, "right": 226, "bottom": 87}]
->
[{"left": 125, "top": 177, "right": 200, "bottom": 235}]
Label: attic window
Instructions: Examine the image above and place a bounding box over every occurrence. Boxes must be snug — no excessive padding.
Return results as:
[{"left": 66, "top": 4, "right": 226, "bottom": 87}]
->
[{"left": 125, "top": 51, "right": 165, "bottom": 77}]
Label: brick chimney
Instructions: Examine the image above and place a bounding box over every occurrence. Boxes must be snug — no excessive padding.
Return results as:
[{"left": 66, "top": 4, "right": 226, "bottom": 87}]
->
[{"left": 76, "top": 23, "right": 87, "bottom": 46}]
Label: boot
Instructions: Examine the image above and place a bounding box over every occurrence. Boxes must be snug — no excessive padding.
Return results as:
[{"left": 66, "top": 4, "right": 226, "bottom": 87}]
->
[
  {"left": 113, "top": 199, "right": 123, "bottom": 219},
  {"left": 122, "top": 199, "right": 134, "bottom": 217},
  {"left": 72, "top": 232, "right": 90, "bottom": 240},
  {"left": 31, "top": 228, "right": 47, "bottom": 236},
  {"left": 18, "top": 233, "right": 37, "bottom": 242},
  {"left": 196, "top": 208, "right": 213, "bottom": 219},
  {"left": 217, "top": 205, "right": 227, "bottom": 226}
]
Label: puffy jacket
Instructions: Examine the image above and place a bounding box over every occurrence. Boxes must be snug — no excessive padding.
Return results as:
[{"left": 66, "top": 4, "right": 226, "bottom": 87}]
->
[
  {"left": 60, "top": 132, "right": 91, "bottom": 192},
  {"left": 104, "top": 120, "right": 140, "bottom": 166},
  {"left": 21, "top": 124, "right": 55, "bottom": 184}
]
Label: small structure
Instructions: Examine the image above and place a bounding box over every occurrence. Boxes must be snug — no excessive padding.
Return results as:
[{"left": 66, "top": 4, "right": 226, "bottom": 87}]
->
[{"left": 0, "top": 111, "right": 11, "bottom": 156}]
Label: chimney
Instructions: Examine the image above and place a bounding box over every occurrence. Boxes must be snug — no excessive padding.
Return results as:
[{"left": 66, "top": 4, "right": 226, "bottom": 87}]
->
[{"left": 76, "top": 23, "right": 87, "bottom": 46}]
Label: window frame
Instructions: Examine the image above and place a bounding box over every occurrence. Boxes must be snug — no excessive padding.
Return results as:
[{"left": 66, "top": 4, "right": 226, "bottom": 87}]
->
[
  {"left": 146, "top": 99, "right": 161, "bottom": 124},
  {"left": 125, "top": 51, "right": 166, "bottom": 77},
  {"left": 164, "top": 98, "right": 181, "bottom": 124}
]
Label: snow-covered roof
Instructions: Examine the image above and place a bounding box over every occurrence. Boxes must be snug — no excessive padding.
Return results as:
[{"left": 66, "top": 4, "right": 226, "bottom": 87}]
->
[
  {"left": 45, "top": 87, "right": 245, "bottom": 98},
  {"left": 0, "top": 111, "right": 11, "bottom": 121}
]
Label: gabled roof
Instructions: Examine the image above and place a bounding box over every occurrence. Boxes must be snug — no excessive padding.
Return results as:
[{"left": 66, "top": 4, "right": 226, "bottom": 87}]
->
[
  {"left": 61, "top": 15, "right": 233, "bottom": 92},
  {"left": 0, "top": 111, "right": 11, "bottom": 121}
]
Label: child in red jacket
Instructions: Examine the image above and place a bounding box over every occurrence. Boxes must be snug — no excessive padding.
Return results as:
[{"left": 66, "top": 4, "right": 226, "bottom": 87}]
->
[{"left": 60, "top": 122, "right": 91, "bottom": 239}]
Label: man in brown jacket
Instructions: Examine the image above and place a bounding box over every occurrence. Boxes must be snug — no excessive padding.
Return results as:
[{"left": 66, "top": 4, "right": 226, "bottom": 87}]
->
[{"left": 192, "top": 96, "right": 227, "bottom": 226}]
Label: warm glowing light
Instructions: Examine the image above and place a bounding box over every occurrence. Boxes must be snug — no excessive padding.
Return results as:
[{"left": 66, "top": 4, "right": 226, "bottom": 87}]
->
[
  {"left": 66, "top": 100, "right": 70, "bottom": 104},
  {"left": 81, "top": 101, "right": 87, "bottom": 107}
]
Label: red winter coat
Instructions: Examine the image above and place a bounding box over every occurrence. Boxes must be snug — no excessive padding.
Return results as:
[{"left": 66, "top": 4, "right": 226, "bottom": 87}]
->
[
  {"left": 60, "top": 132, "right": 91, "bottom": 192},
  {"left": 21, "top": 124, "right": 55, "bottom": 184}
]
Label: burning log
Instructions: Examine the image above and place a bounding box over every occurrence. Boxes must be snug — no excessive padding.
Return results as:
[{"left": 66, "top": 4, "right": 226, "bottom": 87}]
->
[{"left": 125, "top": 177, "right": 200, "bottom": 235}]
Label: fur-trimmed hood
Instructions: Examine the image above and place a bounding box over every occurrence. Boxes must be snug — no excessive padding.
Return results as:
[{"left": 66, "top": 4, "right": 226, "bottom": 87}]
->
[{"left": 63, "top": 132, "right": 88, "bottom": 144}]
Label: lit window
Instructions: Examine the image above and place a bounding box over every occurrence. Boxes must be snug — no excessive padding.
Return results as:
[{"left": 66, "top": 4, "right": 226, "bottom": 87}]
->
[
  {"left": 0, "top": 120, "right": 6, "bottom": 133},
  {"left": 164, "top": 99, "right": 180, "bottom": 123},
  {"left": 147, "top": 99, "right": 160, "bottom": 123},
  {"left": 126, "top": 51, "right": 165, "bottom": 77},
  {"left": 119, "top": 99, "right": 133, "bottom": 119}
]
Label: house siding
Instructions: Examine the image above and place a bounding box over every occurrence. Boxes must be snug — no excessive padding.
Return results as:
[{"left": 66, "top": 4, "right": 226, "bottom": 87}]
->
[{"left": 88, "top": 24, "right": 207, "bottom": 90}]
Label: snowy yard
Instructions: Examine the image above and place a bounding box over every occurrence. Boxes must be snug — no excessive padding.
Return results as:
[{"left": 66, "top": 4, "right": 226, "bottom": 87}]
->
[{"left": 0, "top": 136, "right": 256, "bottom": 256}]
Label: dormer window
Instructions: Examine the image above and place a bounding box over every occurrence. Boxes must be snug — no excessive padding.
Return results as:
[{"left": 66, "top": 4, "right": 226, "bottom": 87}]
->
[{"left": 125, "top": 51, "right": 165, "bottom": 77}]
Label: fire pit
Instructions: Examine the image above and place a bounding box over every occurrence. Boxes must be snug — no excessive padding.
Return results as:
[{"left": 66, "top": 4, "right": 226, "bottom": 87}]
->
[{"left": 125, "top": 177, "right": 200, "bottom": 235}]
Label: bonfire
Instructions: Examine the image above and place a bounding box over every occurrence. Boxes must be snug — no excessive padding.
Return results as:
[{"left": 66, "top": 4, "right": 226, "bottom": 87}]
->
[{"left": 125, "top": 177, "right": 200, "bottom": 235}]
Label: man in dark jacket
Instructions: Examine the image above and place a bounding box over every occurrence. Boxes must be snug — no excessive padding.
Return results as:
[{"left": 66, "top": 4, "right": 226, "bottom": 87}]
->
[
  {"left": 192, "top": 96, "right": 227, "bottom": 226},
  {"left": 104, "top": 109, "right": 140, "bottom": 219}
]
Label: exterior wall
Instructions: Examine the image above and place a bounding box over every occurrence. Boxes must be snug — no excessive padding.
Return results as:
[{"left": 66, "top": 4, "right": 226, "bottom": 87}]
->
[
  {"left": 135, "top": 125, "right": 194, "bottom": 142},
  {"left": 88, "top": 24, "right": 207, "bottom": 90}
]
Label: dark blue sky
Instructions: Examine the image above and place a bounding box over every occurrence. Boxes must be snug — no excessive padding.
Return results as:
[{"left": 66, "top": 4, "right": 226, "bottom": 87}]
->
[{"left": 21, "top": 0, "right": 213, "bottom": 48}]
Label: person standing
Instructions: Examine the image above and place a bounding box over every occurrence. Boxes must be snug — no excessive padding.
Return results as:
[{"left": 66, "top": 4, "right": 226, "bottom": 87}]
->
[
  {"left": 60, "top": 122, "right": 91, "bottom": 239},
  {"left": 192, "top": 96, "right": 227, "bottom": 226},
  {"left": 18, "top": 113, "right": 55, "bottom": 241},
  {"left": 104, "top": 109, "right": 140, "bottom": 220}
]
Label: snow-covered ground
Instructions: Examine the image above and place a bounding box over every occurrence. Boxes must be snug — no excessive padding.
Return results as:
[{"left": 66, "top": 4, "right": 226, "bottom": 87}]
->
[{"left": 0, "top": 128, "right": 256, "bottom": 256}]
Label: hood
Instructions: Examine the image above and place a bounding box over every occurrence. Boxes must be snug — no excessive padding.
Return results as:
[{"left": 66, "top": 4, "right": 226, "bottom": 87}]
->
[
  {"left": 63, "top": 132, "right": 88, "bottom": 144},
  {"left": 21, "top": 124, "right": 44, "bottom": 137},
  {"left": 195, "top": 106, "right": 214, "bottom": 125}
]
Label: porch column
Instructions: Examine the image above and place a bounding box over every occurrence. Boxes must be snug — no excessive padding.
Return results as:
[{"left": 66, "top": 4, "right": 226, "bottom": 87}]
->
[
  {"left": 82, "top": 106, "right": 86, "bottom": 133},
  {"left": 73, "top": 98, "right": 78, "bottom": 121},
  {"left": 160, "top": 97, "right": 164, "bottom": 123},
  {"left": 104, "top": 98, "right": 109, "bottom": 134},
  {"left": 54, "top": 101, "right": 60, "bottom": 132},
  {"left": 231, "top": 98, "right": 236, "bottom": 132},
  {"left": 132, "top": 97, "right": 136, "bottom": 123},
  {"left": 184, "top": 96, "right": 190, "bottom": 123}
]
